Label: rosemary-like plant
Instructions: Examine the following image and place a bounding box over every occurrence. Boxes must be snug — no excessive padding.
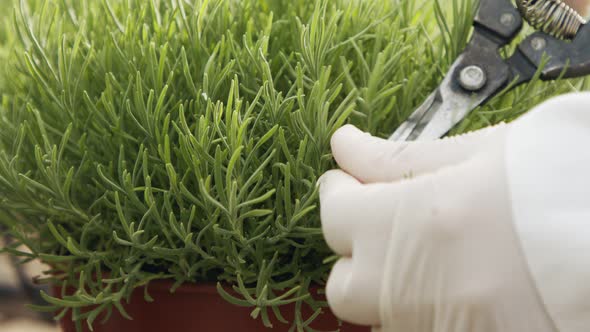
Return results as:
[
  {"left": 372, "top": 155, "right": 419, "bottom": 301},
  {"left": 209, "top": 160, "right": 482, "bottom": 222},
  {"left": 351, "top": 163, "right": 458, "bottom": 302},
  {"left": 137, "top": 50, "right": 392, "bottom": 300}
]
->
[{"left": 0, "top": 0, "right": 587, "bottom": 330}]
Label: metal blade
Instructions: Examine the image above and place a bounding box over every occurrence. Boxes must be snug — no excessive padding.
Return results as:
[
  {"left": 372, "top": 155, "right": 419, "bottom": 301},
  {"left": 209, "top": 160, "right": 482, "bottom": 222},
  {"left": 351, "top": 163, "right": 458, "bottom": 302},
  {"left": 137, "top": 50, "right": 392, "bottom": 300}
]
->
[{"left": 389, "top": 90, "right": 441, "bottom": 141}]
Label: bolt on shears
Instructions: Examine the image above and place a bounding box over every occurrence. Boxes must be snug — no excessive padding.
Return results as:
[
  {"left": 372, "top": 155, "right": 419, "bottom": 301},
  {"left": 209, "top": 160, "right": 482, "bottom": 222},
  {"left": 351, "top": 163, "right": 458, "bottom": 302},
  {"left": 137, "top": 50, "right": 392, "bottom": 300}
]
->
[{"left": 390, "top": 0, "right": 590, "bottom": 141}]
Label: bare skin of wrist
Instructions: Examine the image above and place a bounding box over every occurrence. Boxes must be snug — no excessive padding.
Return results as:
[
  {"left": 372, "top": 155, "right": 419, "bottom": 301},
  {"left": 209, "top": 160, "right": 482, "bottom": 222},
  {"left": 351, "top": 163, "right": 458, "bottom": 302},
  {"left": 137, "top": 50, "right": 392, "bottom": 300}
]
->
[{"left": 565, "top": 0, "right": 590, "bottom": 15}]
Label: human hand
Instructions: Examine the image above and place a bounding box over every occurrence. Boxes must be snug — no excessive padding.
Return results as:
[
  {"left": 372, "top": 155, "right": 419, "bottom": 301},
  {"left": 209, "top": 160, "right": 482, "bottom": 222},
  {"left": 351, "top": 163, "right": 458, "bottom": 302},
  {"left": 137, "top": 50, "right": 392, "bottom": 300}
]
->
[
  {"left": 319, "top": 94, "right": 590, "bottom": 331},
  {"left": 564, "top": 0, "right": 590, "bottom": 15}
]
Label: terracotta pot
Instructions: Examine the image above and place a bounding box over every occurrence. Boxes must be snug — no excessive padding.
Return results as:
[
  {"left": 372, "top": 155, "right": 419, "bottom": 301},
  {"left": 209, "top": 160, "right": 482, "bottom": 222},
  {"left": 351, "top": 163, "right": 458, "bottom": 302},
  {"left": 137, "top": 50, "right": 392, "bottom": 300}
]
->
[{"left": 54, "top": 281, "right": 370, "bottom": 332}]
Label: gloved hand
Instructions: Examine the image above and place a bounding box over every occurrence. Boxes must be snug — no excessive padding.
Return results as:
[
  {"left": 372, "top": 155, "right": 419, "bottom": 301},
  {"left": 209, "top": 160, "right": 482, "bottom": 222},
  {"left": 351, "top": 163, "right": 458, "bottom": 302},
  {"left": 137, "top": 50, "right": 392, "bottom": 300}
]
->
[{"left": 319, "top": 93, "right": 590, "bottom": 332}]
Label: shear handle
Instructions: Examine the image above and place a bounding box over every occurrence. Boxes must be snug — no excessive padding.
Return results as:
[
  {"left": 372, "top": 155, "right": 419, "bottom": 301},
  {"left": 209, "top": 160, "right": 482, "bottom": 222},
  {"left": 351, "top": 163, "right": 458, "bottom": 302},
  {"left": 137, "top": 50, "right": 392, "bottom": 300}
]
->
[
  {"left": 519, "top": 23, "right": 590, "bottom": 80},
  {"left": 474, "top": 0, "right": 523, "bottom": 43}
]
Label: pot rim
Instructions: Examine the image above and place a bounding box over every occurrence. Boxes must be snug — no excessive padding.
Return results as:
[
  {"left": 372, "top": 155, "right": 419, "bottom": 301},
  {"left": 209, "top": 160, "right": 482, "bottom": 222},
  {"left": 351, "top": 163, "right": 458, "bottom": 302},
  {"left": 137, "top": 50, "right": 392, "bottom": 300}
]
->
[
  {"left": 147, "top": 280, "right": 220, "bottom": 294},
  {"left": 108, "top": 279, "right": 327, "bottom": 296}
]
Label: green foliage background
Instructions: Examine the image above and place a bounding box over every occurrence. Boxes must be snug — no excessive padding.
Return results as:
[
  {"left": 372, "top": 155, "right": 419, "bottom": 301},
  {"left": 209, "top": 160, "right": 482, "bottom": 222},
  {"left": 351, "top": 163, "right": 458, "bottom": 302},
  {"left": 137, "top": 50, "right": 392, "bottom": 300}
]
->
[{"left": 0, "top": 0, "right": 587, "bottom": 330}]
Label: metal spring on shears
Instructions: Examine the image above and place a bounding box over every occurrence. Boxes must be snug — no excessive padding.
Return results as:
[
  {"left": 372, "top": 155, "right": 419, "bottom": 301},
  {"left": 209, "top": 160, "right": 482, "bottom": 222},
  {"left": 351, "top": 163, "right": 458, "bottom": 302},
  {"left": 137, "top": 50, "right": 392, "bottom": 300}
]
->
[{"left": 516, "top": 0, "right": 587, "bottom": 39}]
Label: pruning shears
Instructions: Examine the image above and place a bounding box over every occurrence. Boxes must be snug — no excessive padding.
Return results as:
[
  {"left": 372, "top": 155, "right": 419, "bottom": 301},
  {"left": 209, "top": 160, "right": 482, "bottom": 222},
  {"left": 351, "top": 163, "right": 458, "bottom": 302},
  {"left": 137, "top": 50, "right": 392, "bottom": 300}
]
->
[{"left": 390, "top": 0, "right": 590, "bottom": 141}]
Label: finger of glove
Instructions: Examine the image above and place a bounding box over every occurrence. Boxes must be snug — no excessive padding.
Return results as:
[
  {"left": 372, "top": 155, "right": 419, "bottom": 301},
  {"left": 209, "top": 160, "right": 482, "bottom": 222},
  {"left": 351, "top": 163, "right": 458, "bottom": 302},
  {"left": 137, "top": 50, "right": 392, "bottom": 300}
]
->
[
  {"left": 320, "top": 169, "right": 402, "bottom": 257},
  {"left": 331, "top": 124, "right": 506, "bottom": 183},
  {"left": 319, "top": 170, "right": 364, "bottom": 256},
  {"left": 326, "top": 257, "right": 382, "bottom": 326}
]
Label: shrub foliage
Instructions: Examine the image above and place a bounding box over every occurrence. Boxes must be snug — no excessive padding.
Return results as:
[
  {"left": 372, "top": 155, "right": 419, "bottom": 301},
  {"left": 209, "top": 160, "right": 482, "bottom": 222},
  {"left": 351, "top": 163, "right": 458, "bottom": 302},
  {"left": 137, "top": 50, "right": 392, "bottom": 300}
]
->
[{"left": 0, "top": 0, "right": 586, "bottom": 330}]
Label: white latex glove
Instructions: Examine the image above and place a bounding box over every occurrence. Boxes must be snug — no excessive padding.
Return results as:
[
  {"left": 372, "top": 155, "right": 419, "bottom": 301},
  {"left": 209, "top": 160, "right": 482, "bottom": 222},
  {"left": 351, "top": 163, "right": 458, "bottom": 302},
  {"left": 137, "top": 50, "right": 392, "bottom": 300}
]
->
[{"left": 319, "top": 92, "right": 590, "bottom": 332}]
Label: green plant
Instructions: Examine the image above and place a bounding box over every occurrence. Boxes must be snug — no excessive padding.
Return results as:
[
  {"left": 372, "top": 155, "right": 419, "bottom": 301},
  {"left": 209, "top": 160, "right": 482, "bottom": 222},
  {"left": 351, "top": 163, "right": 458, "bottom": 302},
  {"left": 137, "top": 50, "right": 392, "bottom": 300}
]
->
[
  {"left": 0, "top": 0, "right": 15, "bottom": 91},
  {"left": 0, "top": 0, "right": 587, "bottom": 330}
]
